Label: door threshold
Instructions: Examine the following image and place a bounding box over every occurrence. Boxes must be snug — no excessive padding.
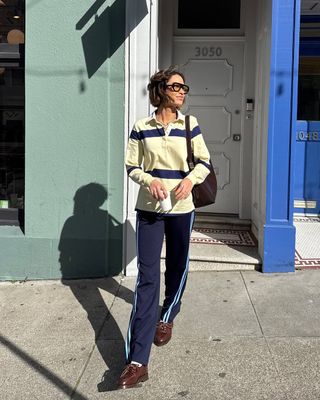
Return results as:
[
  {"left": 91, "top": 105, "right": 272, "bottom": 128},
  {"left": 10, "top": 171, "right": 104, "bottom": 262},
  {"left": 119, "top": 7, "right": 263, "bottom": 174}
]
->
[{"left": 195, "top": 212, "right": 251, "bottom": 226}]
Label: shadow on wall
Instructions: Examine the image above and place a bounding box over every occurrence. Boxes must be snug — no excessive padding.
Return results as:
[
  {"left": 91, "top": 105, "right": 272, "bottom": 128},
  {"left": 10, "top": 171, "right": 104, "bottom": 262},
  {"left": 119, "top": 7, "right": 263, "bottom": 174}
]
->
[
  {"left": 76, "top": 0, "right": 148, "bottom": 78},
  {"left": 58, "top": 183, "right": 135, "bottom": 390},
  {"left": 58, "top": 182, "right": 135, "bottom": 279},
  {"left": 58, "top": 183, "right": 136, "bottom": 390}
]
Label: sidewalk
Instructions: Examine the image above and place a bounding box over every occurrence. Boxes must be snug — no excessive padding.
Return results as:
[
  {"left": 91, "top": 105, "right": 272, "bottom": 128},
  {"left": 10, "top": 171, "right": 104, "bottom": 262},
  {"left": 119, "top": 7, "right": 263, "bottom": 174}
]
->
[{"left": 1, "top": 270, "right": 320, "bottom": 399}]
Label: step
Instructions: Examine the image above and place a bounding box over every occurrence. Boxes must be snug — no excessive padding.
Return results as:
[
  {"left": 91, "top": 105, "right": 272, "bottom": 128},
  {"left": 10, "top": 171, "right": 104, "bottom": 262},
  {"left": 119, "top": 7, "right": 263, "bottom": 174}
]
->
[
  {"left": 161, "top": 243, "right": 261, "bottom": 271},
  {"left": 194, "top": 212, "right": 252, "bottom": 227},
  {"left": 161, "top": 217, "right": 262, "bottom": 272},
  {"left": 161, "top": 259, "right": 261, "bottom": 272}
]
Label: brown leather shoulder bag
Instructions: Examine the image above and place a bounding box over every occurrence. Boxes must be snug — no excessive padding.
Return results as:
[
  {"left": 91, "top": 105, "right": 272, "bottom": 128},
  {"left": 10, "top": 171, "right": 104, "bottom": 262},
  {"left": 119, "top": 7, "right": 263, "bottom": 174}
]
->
[{"left": 185, "top": 115, "right": 217, "bottom": 208}]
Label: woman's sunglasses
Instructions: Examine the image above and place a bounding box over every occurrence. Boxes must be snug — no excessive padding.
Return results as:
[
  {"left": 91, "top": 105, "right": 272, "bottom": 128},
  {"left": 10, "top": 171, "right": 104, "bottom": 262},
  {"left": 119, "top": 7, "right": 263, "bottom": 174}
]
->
[{"left": 165, "top": 82, "right": 190, "bottom": 94}]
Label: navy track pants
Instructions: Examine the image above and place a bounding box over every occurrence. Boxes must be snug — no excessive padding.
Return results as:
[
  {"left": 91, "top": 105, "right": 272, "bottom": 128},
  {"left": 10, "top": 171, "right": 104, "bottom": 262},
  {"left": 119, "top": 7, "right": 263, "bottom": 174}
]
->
[{"left": 125, "top": 210, "right": 195, "bottom": 365}]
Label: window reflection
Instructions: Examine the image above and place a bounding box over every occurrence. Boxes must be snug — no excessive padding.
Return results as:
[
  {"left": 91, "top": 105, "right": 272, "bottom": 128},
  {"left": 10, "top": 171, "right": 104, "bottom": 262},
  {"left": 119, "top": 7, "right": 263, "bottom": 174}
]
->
[
  {"left": 0, "top": 0, "right": 25, "bottom": 226},
  {"left": 178, "top": 0, "right": 241, "bottom": 30},
  {"left": 298, "top": 57, "right": 320, "bottom": 121}
]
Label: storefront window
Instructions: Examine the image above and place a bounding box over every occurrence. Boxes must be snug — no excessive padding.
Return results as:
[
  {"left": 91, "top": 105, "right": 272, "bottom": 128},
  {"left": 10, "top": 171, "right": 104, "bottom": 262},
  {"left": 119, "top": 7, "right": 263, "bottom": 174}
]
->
[
  {"left": 0, "top": 0, "right": 25, "bottom": 227},
  {"left": 298, "top": 58, "right": 320, "bottom": 121},
  {"left": 298, "top": 15, "right": 320, "bottom": 122},
  {"left": 178, "top": 0, "right": 241, "bottom": 30}
]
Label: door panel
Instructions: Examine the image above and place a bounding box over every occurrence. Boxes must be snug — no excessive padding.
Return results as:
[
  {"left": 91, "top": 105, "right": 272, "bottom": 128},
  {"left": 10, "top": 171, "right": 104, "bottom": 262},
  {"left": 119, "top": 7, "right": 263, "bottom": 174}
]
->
[
  {"left": 294, "top": 121, "right": 320, "bottom": 214},
  {"left": 174, "top": 39, "right": 244, "bottom": 213},
  {"left": 294, "top": 46, "right": 320, "bottom": 215}
]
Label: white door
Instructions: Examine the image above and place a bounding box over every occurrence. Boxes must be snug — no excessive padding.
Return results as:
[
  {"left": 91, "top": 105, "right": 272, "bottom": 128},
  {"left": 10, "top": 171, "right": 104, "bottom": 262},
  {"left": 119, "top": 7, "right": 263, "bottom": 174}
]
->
[{"left": 174, "top": 38, "right": 244, "bottom": 214}]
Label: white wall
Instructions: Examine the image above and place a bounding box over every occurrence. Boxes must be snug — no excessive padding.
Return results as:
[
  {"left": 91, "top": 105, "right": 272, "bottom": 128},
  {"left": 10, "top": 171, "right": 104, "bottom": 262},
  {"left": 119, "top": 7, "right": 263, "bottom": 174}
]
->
[
  {"left": 124, "top": 0, "right": 158, "bottom": 276},
  {"left": 251, "top": 0, "right": 272, "bottom": 255},
  {"left": 239, "top": 0, "right": 257, "bottom": 219}
]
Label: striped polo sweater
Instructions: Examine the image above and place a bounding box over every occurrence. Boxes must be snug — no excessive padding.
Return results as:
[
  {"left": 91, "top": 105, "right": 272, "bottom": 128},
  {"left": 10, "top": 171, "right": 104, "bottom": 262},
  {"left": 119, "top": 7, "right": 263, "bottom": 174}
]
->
[{"left": 125, "top": 111, "right": 211, "bottom": 214}]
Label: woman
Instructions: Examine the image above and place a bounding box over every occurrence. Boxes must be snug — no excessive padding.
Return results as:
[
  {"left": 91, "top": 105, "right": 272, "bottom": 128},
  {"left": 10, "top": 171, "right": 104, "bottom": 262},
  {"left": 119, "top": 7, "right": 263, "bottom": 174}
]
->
[{"left": 118, "top": 66, "right": 211, "bottom": 389}]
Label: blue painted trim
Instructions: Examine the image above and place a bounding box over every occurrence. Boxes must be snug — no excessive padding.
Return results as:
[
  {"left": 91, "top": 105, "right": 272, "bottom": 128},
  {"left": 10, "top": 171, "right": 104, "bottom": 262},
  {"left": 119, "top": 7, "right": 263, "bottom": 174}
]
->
[
  {"left": 263, "top": 225, "right": 296, "bottom": 273},
  {"left": 290, "top": 0, "right": 301, "bottom": 223},
  {"left": 263, "top": 0, "right": 299, "bottom": 273}
]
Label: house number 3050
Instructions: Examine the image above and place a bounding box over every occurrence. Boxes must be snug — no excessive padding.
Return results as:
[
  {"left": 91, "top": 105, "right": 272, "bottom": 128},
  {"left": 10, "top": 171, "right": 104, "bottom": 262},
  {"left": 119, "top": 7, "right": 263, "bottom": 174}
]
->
[{"left": 195, "top": 46, "right": 223, "bottom": 57}]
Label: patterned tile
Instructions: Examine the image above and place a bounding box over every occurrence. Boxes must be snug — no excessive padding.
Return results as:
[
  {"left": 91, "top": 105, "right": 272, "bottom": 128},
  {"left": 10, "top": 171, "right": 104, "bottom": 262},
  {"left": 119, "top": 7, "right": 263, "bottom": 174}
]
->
[
  {"left": 294, "top": 216, "right": 320, "bottom": 223},
  {"left": 294, "top": 216, "right": 320, "bottom": 270},
  {"left": 295, "top": 250, "right": 320, "bottom": 270},
  {"left": 190, "top": 227, "right": 257, "bottom": 246}
]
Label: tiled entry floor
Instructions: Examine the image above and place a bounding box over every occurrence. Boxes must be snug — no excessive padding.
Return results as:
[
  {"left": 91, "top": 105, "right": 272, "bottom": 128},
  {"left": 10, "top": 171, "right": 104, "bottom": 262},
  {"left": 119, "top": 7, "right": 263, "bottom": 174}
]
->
[
  {"left": 190, "top": 226, "right": 257, "bottom": 246},
  {"left": 185, "top": 215, "right": 261, "bottom": 271},
  {"left": 294, "top": 216, "right": 320, "bottom": 270},
  {"left": 162, "top": 215, "right": 261, "bottom": 271},
  {"left": 188, "top": 215, "right": 320, "bottom": 271}
]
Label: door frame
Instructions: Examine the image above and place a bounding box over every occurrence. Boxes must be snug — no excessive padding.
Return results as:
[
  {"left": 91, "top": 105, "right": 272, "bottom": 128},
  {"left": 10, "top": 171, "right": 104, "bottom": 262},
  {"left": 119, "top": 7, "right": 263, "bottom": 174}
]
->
[
  {"left": 123, "top": 0, "right": 159, "bottom": 275},
  {"left": 123, "top": 0, "right": 256, "bottom": 274},
  {"left": 159, "top": 0, "right": 256, "bottom": 219}
]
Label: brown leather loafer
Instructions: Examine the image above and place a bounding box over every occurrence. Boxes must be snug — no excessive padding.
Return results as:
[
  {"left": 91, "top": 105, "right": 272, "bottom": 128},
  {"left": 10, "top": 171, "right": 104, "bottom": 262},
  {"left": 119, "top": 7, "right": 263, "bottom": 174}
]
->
[
  {"left": 154, "top": 321, "right": 173, "bottom": 346},
  {"left": 117, "top": 364, "right": 148, "bottom": 389}
]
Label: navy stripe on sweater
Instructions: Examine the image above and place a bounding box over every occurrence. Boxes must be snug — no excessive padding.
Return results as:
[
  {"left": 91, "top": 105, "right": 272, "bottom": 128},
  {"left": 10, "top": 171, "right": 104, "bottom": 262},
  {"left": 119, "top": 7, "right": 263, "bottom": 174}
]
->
[
  {"left": 127, "top": 166, "right": 141, "bottom": 175},
  {"left": 130, "top": 126, "right": 202, "bottom": 140},
  {"left": 145, "top": 169, "right": 188, "bottom": 179},
  {"left": 169, "top": 126, "right": 202, "bottom": 138},
  {"left": 197, "top": 160, "right": 211, "bottom": 170},
  {"left": 130, "top": 129, "right": 164, "bottom": 140}
]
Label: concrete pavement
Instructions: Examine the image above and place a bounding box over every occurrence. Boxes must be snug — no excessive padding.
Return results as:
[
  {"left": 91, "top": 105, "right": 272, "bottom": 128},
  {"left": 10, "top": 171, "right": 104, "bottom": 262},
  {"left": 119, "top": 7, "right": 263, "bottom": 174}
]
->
[{"left": 1, "top": 270, "right": 320, "bottom": 399}]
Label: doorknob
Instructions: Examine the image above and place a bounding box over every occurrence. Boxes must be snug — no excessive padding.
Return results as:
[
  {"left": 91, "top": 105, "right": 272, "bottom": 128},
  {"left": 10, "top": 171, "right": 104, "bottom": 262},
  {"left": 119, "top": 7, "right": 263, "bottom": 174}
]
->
[{"left": 233, "top": 134, "right": 241, "bottom": 141}]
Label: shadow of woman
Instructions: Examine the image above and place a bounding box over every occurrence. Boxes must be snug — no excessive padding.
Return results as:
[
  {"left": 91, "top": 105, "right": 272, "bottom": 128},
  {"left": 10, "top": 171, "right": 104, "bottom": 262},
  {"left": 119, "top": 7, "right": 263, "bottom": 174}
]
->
[{"left": 58, "top": 183, "right": 135, "bottom": 391}]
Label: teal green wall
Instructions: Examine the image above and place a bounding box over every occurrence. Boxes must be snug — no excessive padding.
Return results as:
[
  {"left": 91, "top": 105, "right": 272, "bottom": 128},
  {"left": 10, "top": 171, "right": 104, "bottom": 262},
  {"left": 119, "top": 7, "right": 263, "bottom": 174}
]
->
[{"left": 0, "top": 0, "right": 125, "bottom": 280}]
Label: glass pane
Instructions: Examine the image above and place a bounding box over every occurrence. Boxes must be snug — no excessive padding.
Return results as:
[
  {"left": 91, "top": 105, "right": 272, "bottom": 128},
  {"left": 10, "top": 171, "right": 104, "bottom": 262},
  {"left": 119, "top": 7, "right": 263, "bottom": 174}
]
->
[
  {"left": 178, "top": 0, "right": 241, "bottom": 29},
  {"left": 298, "top": 57, "right": 320, "bottom": 121},
  {"left": 0, "top": 0, "right": 25, "bottom": 225}
]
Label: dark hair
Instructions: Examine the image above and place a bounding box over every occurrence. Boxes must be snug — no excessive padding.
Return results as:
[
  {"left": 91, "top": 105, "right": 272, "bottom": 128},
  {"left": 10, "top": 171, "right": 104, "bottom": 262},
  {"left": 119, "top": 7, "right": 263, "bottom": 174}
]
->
[{"left": 147, "top": 66, "right": 186, "bottom": 108}]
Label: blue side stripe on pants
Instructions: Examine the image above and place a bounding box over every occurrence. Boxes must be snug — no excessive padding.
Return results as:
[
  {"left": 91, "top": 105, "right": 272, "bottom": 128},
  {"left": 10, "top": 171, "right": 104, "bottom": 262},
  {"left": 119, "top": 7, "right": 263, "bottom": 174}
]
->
[
  {"left": 162, "top": 211, "right": 195, "bottom": 323},
  {"left": 125, "top": 273, "right": 140, "bottom": 361},
  {"left": 125, "top": 218, "right": 140, "bottom": 362}
]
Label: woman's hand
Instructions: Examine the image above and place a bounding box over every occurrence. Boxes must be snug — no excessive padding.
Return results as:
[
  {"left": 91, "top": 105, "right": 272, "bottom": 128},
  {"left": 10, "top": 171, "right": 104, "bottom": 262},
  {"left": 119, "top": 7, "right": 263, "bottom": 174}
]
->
[
  {"left": 149, "top": 180, "right": 168, "bottom": 200},
  {"left": 174, "top": 178, "right": 193, "bottom": 200}
]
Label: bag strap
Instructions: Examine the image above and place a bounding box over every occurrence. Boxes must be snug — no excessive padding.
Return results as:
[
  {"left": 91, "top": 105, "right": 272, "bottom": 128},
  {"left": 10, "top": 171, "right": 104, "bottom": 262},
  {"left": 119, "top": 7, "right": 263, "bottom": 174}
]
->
[{"left": 185, "top": 115, "right": 195, "bottom": 170}]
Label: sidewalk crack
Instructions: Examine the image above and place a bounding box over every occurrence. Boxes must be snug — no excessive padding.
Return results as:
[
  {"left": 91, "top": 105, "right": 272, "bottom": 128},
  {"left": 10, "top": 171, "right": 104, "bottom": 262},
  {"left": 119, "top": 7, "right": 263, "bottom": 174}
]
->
[
  {"left": 240, "top": 272, "right": 290, "bottom": 400},
  {"left": 240, "top": 271, "right": 264, "bottom": 336}
]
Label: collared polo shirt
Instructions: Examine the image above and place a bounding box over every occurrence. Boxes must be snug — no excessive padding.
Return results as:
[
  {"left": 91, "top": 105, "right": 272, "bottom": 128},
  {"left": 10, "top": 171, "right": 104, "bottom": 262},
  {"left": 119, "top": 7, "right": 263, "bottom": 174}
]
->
[{"left": 125, "top": 111, "right": 211, "bottom": 214}]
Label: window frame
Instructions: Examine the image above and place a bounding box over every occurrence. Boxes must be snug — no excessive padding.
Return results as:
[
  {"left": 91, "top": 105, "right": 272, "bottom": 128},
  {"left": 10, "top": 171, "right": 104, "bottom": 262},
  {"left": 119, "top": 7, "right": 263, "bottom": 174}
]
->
[{"left": 173, "top": 0, "right": 245, "bottom": 37}]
